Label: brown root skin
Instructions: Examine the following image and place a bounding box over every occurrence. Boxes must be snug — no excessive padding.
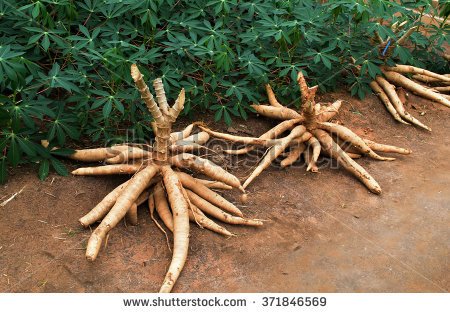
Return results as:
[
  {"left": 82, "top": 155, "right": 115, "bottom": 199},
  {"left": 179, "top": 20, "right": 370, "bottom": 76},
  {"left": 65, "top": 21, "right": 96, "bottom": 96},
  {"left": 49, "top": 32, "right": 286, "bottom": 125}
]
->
[
  {"left": 188, "top": 204, "right": 235, "bottom": 237},
  {"left": 433, "top": 86, "right": 450, "bottom": 93},
  {"left": 159, "top": 166, "right": 190, "bottom": 293},
  {"left": 396, "top": 87, "right": 408, "bottom": 106},
  {"left": 170, "top": 124, "right": 194, "bottom": 143},
  {"left": 376, "top": 75, "right": 432, "bottom": 131},
  {"left": 383, "top": 70, "right": 450, "bottom": 109},
  {"left": 169, "top": 142, "right": 207, "bottom": 154},
  {"left": 154, "top": 182, "right": 174, "bottom": 232},
  {"left": 303, "top": 147, "right": 318, "bottom": 173},
  {"left": 85, "top": 164, "right": 159, "bottom": 261},
  {"left": 280, "top": 143, "right": 305, "bottom": 168},
  {"left": 243, "top": 125, "right": 306, "bottom": 189},
  {"left": 198, "top": 125, "right": 285, "bottom": 147},
  {"left": 125, "top": 203, "right": 138, "bottom": 226},
  {"left": 194, "top": 178, "right": 233, "bottom": 190},
  {"left": 306, "top": 137, "right": 321, "bottom": 172},
  {"left": 251, "top": 104, "right": 303, "bottom": 120},
  {"left": 369, "top": 81, "right": 409, "bottom": 125},
  {"left": 289, "top": 131, "right": 313, "bottom": 146},
  {"left": 170, "top": 153, "right": 244, "bottom": 192},
  {"left": 176, "top": 172, "right": 243, "bottom": 217},
  {"left": 106, "top": 147, "right": 152, "bottom": 164},
  {"left": 223, "top": 118, "right": 302, "bottom": 155},
  {"left": 383, "top": 65, "right": 450, "bottom": 82},
  {"left": 412, "top": 74, "right": 450, "bottom": 86},
  {"left": 68, "top": 145, "right": 128, "bottom": 162},
  {"left": 135, "top": 189, "right": 151, "bottom": 206},
  {"left": 187, "top": 190, "right": 263, "bottom": 227},
  {"left": 79, "top": 179, "right": 158, "bottom": 227},
  {"left": 72, "top": 164, "right": 143, "bottom": 176},
  {"left": 179, "top": 131, "right": 210, "bottom": 145},
  {"left": 346, "top": 152, "right": 362, "bottom": 159},
  {"left": 317, "top": 122, "right": 395, "bottom": 161},
  {"left": 313, "top": 129, "right": 381, "bottom": 194},
  {"left": 317, "top": 100, "right": 343, "bottom": 122},
  {"left": 208, "top": 71, "right": 407, "bottom": 194},
  {"left": 363, "top": 139, "right": 411, "bottom": 155},
  {"left": 265, "top": 84, "right": 284, "bottom": 107},
  {"left": 207, "top": 73, "right": 407, "bottom": 193}
]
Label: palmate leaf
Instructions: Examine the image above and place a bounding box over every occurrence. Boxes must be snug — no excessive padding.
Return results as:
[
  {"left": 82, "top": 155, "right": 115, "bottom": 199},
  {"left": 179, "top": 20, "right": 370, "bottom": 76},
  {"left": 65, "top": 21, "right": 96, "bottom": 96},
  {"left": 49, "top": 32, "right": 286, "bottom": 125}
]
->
[
  {"left": 38, "top": 159, "right": 50, "bottom": 181},
  {"left": 39, "top": 63, "right": 80, "bottom": 92},
  {"left": 16, "top": 137, "right": 36, "bottom": 157},
  {"left": 50, "top": 158, "right": 69, "bottom": 176},
  {"left": 0, "top": 45, "right": 26, "bottom": 82},
  {"left": 360, "top": 59, "right": 382, "bottom": 79},
  {"left": 7, "top": 136, "right": 20, "bottom": 167},
  {"left": 51, "top": 148, "right": 76, "bottom": 157}
]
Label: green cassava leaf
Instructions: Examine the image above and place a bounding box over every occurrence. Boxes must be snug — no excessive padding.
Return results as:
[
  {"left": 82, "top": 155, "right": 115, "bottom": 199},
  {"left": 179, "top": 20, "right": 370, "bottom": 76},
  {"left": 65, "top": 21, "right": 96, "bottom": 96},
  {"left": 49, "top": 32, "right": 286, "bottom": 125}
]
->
[{"left": 38, "top": 159, "right": 50, "bottom": 181}]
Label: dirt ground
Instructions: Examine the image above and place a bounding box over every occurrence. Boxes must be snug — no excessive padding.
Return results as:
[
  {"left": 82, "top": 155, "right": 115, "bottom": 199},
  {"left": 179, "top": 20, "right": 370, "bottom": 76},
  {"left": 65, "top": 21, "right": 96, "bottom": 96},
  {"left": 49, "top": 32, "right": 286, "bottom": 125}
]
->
[{"left": 0, "top": 90, "right": 449, "bottom": 293}]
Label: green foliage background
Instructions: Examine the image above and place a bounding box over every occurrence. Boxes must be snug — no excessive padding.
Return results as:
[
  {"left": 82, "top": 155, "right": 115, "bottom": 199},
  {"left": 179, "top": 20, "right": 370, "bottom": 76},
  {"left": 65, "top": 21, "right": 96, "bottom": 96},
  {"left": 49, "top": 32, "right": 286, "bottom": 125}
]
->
[{"left": 0, "top": 0, "right": 449, "bottom": 182}]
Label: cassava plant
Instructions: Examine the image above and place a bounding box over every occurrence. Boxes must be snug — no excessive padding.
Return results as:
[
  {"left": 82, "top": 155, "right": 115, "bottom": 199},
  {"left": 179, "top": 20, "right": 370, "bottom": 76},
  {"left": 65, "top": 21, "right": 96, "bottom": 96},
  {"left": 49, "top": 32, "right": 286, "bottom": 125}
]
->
[
  {"left": 200, "top": 72, "right": 411, "bottom": 194},
  {"left": 65, "top": 64, "right": 263, "bottom": 293}
]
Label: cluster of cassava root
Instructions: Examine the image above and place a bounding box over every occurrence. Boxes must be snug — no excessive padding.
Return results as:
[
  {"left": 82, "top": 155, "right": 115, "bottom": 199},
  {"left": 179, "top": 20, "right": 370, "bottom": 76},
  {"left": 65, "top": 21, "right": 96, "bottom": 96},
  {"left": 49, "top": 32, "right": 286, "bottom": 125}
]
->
[
  {"left": 199, "top": 72, "right": 412, "bottom": 194},
  {"left": 69, "top": 64, "right": 263, "bottom": 293},
  {"left": 368, "top": 23, "right": 450, "bottom": 130}
]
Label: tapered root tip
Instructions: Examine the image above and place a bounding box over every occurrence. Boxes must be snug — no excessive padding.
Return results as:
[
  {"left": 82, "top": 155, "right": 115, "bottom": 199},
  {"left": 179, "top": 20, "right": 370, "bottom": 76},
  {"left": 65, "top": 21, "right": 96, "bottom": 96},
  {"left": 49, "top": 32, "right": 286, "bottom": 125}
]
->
[
  {"left": 240, "top": 193, "right": 248, "bottom": 204},
  {"left": 371, "top": 186, "right": 382, "bottom": 195},
  {"left": 71, "top": 169, "right": 81, "bottom": 175}
]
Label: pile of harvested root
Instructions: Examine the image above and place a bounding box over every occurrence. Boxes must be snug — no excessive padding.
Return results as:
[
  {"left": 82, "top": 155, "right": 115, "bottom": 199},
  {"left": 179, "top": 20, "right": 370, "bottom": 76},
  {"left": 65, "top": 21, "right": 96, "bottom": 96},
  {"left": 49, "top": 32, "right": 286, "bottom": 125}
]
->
[
  {"left": 368, "top": 23, "right": 450, "bottom": 130},
  {"left": 66, "top": 64, "right": 263, "bottom": 293},
  {"left": 199, "top": 72, "right": 411, "bottom": 194}
]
